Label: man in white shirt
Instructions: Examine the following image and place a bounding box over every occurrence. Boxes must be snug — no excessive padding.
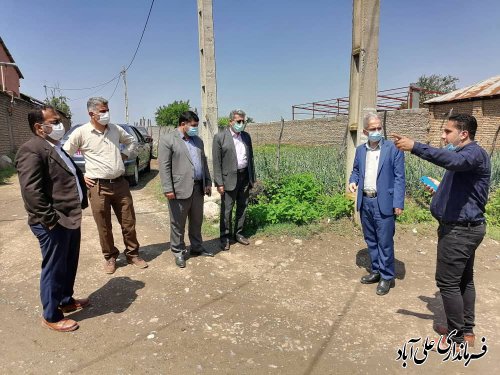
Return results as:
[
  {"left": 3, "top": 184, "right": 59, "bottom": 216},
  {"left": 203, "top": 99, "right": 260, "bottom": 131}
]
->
[
  {"left": 212, "top": 109, "right": 256, "bottom": 251},
  {"left": 349, "top": 112, "right": 405, "bottom": 296},
  {"left": 64, "top": 97, "right": 148, "bottom": 274}
]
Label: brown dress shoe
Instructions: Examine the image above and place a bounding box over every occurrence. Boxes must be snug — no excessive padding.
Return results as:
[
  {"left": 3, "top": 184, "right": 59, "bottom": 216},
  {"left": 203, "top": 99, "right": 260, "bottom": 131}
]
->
[
  {"left": 127, "top": 256, "right": 148, "bottom": 269},
  {"left": 60, "top": 297, "right": 90, "bottom": 313},
  {"left": 104, "top": 258, "right": 117, "bottom": 274},
  {"left": 42, "top": 318, "right": 79, "bottom": 332},
  {"left": 464, "top": 333, "right": 475, "bottom": 347}
]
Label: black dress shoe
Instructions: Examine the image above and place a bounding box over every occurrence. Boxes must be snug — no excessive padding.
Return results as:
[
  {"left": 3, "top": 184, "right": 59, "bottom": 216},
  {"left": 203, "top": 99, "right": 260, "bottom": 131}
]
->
[
  {"left": 191, "top": 247, "right": 215, "bottom": 257},
  {"left": 376, "top": 279, "right": 395, "bottom": 295},
  {"left": 175, "top": 256, "right": 186, "bottom": 268},
  {"left": 235, "top": 234, "right": 250, "bottom": 245},
  {"left": 220, "top": 239, "right": 230, "bottom": 251},
  {"left": 360, "top": 272, "right": 380, "bottom": 284}
]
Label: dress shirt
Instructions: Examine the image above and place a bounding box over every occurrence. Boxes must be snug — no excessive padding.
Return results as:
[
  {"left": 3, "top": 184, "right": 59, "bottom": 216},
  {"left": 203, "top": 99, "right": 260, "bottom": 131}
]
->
[
  {"left": 412, "top": 141, "right": 491, "bottom": 223},
  {"left": 229, "top": 127, "right": 248, "bottom": 169},
  {"left": 178, "top": 130, "right": 203, "bottom": 180},
  {"left": 63, "top": 122, "right": 136, "bottom": 179},
  {"left": 46, "top": 140, "right": 83, "bottom": 229},
  {"left": 363, "top": 141, "right": 381, "bottom": 192}
]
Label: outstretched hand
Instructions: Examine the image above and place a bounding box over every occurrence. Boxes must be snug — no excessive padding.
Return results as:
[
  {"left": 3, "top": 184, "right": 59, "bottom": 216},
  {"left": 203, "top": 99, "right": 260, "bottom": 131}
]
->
[{"left": 391, "top": 133, "right": 415, "bottom": 152}]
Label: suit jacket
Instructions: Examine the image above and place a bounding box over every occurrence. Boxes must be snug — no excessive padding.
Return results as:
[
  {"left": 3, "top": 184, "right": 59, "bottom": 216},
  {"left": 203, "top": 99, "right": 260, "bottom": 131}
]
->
[
  {"left": 158, "top": 130, "right": 212, "bottom": 200},
  {"left": 212, "top": 128, "right": 256, "bottom": 191},
  {"left": 349, "top": 139, "right": 405, "bottom": 216},
  {"left": 15, "top": 136, "right": 88, "bottom": 227}
]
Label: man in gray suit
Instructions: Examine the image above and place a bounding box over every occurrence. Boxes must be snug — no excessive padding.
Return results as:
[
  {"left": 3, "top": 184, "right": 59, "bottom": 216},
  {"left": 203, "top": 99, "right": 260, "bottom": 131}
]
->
[
  {"left": 158, "top": 111, "right": 214, "bottom": 268},
  {"left": 213, "top": 109, "right": 256, "bottom": 251}
]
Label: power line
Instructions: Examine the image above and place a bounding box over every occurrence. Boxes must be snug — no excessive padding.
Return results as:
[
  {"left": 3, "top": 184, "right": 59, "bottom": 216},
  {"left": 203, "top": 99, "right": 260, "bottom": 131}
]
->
[
  {"left": 45, "top": 74, "right": 121, "bottom": 91},
  {"left": 67, "top": 76, "right": 120, "bottom": 102},
  {"left": 107, "top": 72, "right": 123, "bottom": 100},
  {"left": 44, "top": 0, "right": 155, "bottom": 92},
  {"left": 124, "top": 0, "right": 155, "bottom": 72}
]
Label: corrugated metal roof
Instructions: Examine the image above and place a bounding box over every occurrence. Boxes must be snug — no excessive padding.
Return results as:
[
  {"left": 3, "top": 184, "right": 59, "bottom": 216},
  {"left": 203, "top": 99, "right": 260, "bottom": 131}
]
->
[{"left": 424, "top": 75, "right": 500, "bottom": 104}]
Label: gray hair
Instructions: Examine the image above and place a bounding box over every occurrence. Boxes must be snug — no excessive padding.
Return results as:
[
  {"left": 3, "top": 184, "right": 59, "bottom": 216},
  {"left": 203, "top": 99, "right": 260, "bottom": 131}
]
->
[
  {"left": 87, "top": 97, "right": 108, "bottom": 112},
  {"left": 229, "top": 109, "right": 246, "bottom": 121},
  {"left": 363, "top": 112, "right": 381, "bottom": 129}
]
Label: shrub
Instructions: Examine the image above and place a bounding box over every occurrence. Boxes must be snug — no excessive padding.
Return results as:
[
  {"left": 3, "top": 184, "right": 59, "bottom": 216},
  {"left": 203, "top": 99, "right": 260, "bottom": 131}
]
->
[
  {"left": 246, "top": 173, "right": 353, "bottom": 230},
  {"left": 486, "top": 190, "right": 500, "bottom": 227}
]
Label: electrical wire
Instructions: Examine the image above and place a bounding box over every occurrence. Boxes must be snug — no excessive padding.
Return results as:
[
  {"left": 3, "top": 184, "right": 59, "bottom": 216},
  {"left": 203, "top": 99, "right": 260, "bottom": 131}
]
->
[
  {"left": 124, "top": 0, "right": 155, "bottom": 72},
  {"left": 107, "top": 72, "right": 123, "bottom": 100},
  {"left": 66, "top": 76, "right": 121, "bottom": 102},
  {"left": 44, "top": 0, "right": 155, "bottom": 92}
]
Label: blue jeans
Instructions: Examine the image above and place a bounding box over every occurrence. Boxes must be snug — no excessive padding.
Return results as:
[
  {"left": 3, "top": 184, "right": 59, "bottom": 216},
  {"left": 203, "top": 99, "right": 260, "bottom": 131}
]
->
[{"left": 30, "top": 223, "right": 81, "bottom": 322}]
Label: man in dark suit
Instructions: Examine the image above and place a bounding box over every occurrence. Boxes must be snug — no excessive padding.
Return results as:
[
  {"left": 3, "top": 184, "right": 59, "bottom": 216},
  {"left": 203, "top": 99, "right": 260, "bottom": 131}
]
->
[
  {"left": 212, "top": 109, "right": 256, "bottom": 251},
  {"left": 349, "top": 112, "right": 405, "bottom": 296},
  {"left": 158, "top": 111, "right": 213, "bottom": 268},
  {"left": 15, "top": 106, "right": 89, "bottom": 332}
]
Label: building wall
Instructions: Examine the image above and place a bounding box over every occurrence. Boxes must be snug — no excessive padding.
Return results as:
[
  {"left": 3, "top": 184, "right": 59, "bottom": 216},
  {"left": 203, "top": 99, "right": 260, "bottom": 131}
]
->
[
  {"left": 426, "top": 97, "right": 500, "bottom": 151},
  {"left": 246, "top": 108, "right": 430, "bottom": 146},
  {"left": 0, "top": 46, "right": 21, "bottom": 97},
  {"left": 0, "top": 92, "right": 70, "bottom": 156}
]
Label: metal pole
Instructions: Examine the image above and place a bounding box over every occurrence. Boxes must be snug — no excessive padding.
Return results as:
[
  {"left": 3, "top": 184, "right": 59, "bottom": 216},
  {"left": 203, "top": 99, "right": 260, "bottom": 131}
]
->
[
  {"left": 122, "top": 68, "right": 129, "bottom": 123},
  {"left": 0, "top": 65, "right": 4, "bottom": 91}
]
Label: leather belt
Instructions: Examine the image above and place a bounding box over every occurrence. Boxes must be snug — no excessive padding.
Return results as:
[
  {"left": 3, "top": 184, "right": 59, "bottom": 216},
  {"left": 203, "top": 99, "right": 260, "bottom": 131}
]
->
[
  {"left": 363, "top": 191, "right": 377, "bottom": 198},
  {"left": 237, "top": 167, "right": 248, "bottom": 173},
  {"left": 440, "top": 221, "right": 485, "bottom": 228},
  {"left": 194, "top": 180, "right": 203, "bottom": 184},
  {"left": 93, "top": 176, "right": 123, "bottom": 184}
]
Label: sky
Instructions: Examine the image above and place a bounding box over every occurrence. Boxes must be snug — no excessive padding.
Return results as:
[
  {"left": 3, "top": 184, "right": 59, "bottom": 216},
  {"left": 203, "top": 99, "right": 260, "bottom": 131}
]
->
[{"left": 1, "top": 0, "right": 499, "bottom": 125}]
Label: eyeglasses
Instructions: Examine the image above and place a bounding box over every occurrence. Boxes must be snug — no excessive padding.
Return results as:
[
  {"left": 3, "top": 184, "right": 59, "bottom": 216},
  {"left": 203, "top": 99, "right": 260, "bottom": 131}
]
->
[{"left": 234, "top": 120, "right": 245, "bottom": 124}]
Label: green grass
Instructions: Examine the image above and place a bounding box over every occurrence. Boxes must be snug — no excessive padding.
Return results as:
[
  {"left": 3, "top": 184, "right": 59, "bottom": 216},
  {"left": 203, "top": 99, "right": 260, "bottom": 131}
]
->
[{"left": 0, "top": 166, "right": 16, "bottom": 185}]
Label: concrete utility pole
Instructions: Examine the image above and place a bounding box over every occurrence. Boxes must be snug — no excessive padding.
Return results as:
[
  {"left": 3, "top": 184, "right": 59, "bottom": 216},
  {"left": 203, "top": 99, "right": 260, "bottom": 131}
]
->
[
  {"left": 122, "top": 68, "right": 129, "bottom": 124},
  {"left": 197, "top": 0, "right": 219, "bottom": 172},
  {"left": 345, "top": 0, "right": 380, "bottom": 195}
]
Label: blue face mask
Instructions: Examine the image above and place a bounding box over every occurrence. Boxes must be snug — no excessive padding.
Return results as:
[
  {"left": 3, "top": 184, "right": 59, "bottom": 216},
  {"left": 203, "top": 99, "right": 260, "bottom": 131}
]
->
[
  {"left": 445, "top": 143, "right": 458, "bottom": 151},
  {"left": 232, "top": 122, "right": 246, "bottom": 133},
  {"left": 368, "top": 130, "right": 383, "bottom": 142},
  {"left": 186, "top": 126, "right": 198, "bottom": 137}
]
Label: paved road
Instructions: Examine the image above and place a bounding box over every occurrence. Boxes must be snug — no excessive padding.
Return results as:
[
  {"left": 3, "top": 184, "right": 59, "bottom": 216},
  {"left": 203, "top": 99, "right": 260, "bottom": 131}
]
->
[{"left": 1, "top": 163, "right": 498, "bottom": 374}]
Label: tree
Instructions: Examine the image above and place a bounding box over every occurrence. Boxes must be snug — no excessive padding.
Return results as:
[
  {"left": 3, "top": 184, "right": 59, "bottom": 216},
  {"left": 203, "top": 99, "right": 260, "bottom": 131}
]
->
[
  {"left": 45, "top": 95, "right": 72, "bottom": 118},
  {"left": 217, "top": 115, "right": 254, "bottom": 127},
  {"left": 155, "top": 100, "right": 190, "bottom": 127},
  {"left": 415, "top": 74, "right": 459, "bottom": 104}
]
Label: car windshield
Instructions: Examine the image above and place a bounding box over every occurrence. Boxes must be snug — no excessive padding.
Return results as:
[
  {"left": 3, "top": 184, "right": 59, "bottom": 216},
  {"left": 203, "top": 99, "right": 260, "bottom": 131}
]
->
[{"left": 136, "top": 127, "right": 148, "bottom": 136}]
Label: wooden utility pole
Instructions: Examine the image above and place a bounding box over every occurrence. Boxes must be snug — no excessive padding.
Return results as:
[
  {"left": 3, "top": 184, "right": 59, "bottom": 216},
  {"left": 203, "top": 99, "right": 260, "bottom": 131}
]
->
[
  {"left": 345, "top": 0, "right": 380, "bottom": 194},
  {"left": 197, "top": 0, "right": 219, "bottom": 173},
  {"left": 122, "top": 68, "right": 129, "bottom": 124}
]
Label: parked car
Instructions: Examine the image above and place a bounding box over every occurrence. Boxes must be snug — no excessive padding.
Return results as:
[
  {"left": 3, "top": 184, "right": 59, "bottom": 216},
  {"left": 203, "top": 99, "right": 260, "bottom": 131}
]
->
[
  {"left": 134, "top": 126, "right": 153, "bottom": 144},
  {"left": 61, "top": 123, "right": 152, "bottom": 186},
  {"left": 133, "top": 125, "right": 154, "bottom": 158}
]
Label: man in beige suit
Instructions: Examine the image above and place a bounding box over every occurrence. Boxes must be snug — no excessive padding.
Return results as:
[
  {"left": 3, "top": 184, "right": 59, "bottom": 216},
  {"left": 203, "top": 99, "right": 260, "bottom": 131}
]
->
[{"left": 158, "top": 111, "right": 213, "bottom": 268}]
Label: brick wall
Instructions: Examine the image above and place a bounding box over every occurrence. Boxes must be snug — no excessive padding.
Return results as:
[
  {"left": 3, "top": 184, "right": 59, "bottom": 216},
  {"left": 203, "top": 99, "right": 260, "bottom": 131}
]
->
[
  {"left": 246, "top": 108, "right": 430, "bottom": 146},
  {"left": 426, "top": 97, "right": 500, "bottom": 151},
  {"left": 0, "top": 91, "right": 70, "bottom": 156}
]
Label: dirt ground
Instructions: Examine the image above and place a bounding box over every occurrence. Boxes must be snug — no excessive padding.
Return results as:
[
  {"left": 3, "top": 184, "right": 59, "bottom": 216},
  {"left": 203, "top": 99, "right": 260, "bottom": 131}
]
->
[{"left": 0, "top": 160, "right": 498, "bottom": 375}]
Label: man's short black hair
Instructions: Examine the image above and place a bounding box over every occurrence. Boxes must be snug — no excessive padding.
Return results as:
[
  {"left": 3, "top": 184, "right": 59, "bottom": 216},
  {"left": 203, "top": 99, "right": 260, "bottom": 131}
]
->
[
  {"left": 448, "top": 114, "right": 478, "bottom": 140},
  {"left": 27, "top": 105, "right": 56, "bottom": 134},
  {"left": 178, "top": 110, "right": 199, "bottom": 126}
]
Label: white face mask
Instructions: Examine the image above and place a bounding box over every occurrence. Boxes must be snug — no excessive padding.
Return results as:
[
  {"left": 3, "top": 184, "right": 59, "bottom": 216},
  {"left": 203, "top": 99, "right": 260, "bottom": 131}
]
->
[
  {"left": 97, "top": 111, "right": 110, "bottom": 126},
  {"left": 43, "top": 122, "right": 66, "bottom": 141}
]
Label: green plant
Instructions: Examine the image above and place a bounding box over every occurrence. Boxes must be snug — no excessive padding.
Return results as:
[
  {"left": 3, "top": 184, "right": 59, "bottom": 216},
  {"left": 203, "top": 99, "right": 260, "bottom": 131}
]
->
[
  {"left": 0, "top": 165, "right": 16, "bottom": 185},
  {"left": 320, "top": 193, "right": 354, "bottom": 219},
  {"left": 485, "top": 189, "right": 500, "bottom": 227},
  {"left": 155, "top": 100, "right": 191, "bottom": 127},
  {"left": 397, "top": 199, "right": 434, "bottom": 224}
]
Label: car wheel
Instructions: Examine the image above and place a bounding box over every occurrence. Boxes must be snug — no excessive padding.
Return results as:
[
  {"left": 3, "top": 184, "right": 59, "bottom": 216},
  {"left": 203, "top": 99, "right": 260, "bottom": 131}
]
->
[{"left": 127, "top": 162, "right": 139, "bottom": 186}]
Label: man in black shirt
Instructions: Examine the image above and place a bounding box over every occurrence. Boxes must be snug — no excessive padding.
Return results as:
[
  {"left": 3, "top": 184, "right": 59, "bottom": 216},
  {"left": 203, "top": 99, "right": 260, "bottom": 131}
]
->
[{"left": 393, "top": 114, "right": 491, "bottom": 347}]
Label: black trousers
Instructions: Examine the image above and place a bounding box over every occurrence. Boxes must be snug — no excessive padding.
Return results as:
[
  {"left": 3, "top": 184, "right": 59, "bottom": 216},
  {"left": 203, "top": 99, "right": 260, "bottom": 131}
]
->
[
  {"left": 30, "top": 223, "right": 81, "bottom": 322},
  {"left": 220, "top": 170, "right": 250, "bottom": 240},
  {"left": 435, "top": 223, "right": 485, "bottom": 342}
]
